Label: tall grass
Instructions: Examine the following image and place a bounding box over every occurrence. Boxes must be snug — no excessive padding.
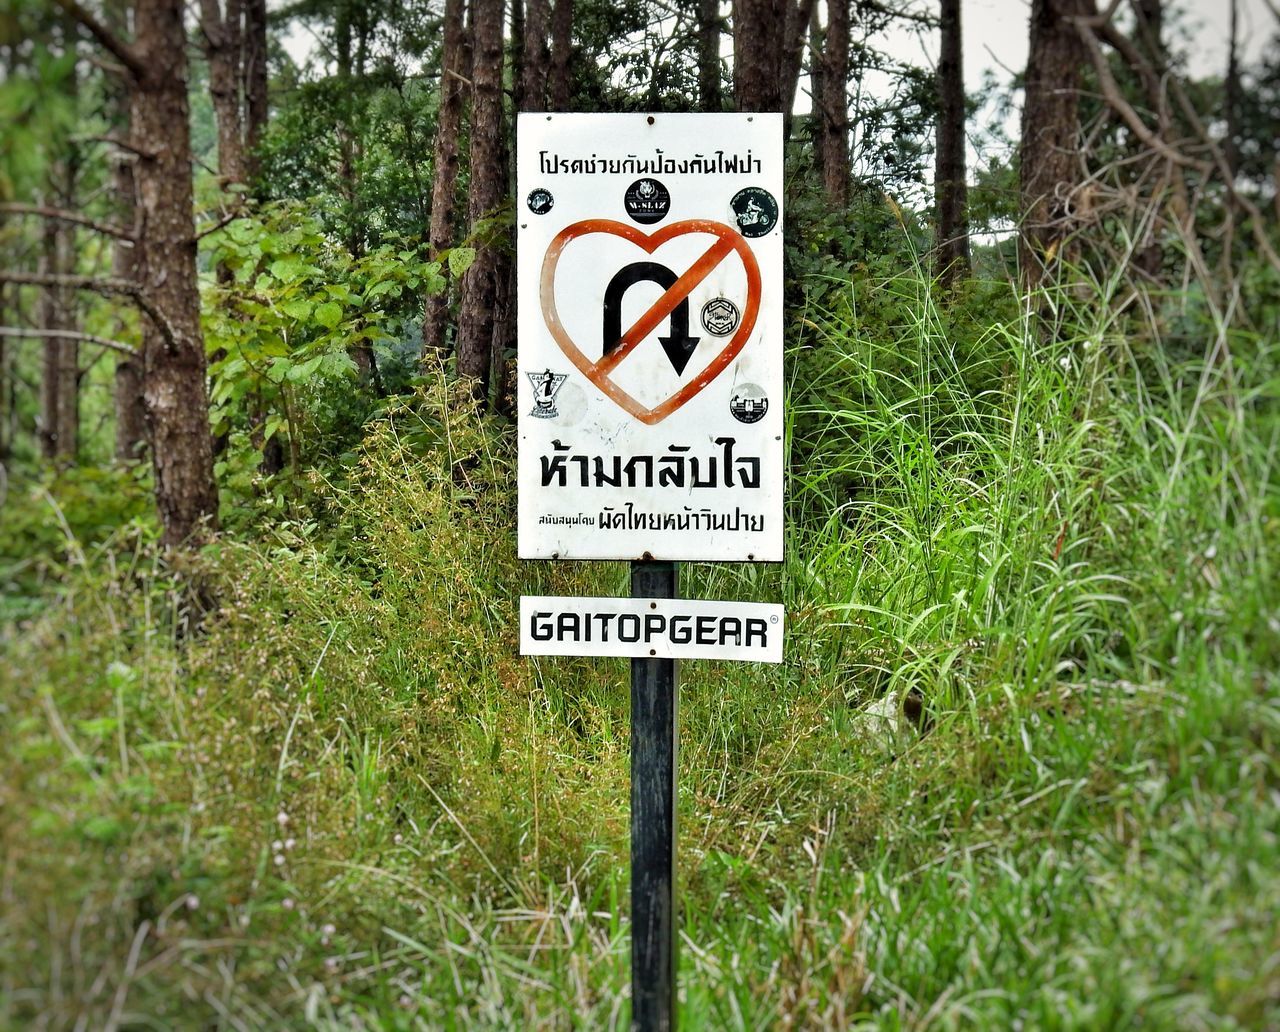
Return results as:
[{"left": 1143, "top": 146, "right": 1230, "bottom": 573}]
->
[{"left": 1, "top": 265, "right": 1276, "bottom": 1029}]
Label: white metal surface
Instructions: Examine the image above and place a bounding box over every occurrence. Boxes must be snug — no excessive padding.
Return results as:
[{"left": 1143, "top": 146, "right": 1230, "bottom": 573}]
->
[{"left": 517, "top": 113, "right": 784, "bottom": 560}]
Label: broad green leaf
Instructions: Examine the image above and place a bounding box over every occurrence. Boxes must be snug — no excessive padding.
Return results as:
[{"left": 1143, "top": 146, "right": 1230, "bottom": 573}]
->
[
  {"left": 266, "top": 357, "right": 292, "bottom": 383},
  {"left": 282, "top": 299, "right": 313, "bottom": 321},
  {"left": 321, "top": 352, "right": 359, "bottom": 377},
  {"left": 269, "top": 256, "right": 306, "bottom": 282},
  {"left": 448, "top": 247, "right": 476, "bottom": 278},
  {"left": 287, "top": 354, "right": 326, "bottom": 381},
  {"left": 314, "top": 301, "right": 343, "bottom": 329}
]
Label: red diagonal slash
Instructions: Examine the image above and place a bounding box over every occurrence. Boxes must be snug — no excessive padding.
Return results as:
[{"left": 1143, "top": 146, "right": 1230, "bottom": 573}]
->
[
  {"left": 595, "top": 234, "right": 737, "bottom": 375},
  {"left": 539, "top": 219, "right": 762, "bottom": 425}
]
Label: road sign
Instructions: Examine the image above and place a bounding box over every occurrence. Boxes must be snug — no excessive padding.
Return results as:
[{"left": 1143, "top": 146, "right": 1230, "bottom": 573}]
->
[
  {"left": 517, "top": 113, "right": 784, "bottom": 561},
  {"left": 520, "top": 595, "right": 785, "bottom": 663}
]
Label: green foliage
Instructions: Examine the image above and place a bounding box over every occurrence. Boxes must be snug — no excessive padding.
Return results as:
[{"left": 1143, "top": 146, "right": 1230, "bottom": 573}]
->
[
  {"left": 0, "top": 25, "right": 80, "bottom": 200},
  {"left": 2, "top": 271, "right": 1277, "bottom": 1026},
  {"left": 202, "top": 200, "right": 446, "bottom": 506},
  {"left": 256, "top": 27, "right": 442, "bottom": 251},
  {"left": 5, "top": 2, "right": 1280, "bottom": 1025},
  {"left": 0, "top": 464, "right": 153, "bottom": 620}
]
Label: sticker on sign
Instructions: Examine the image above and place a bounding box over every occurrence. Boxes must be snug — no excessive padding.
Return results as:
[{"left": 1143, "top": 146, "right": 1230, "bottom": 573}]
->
[
  {"left": 517, "top": 113, "right": 784, "bottom": 561},
  {"left": 520, "top": 596, "right": 784, "bottom": 663}
]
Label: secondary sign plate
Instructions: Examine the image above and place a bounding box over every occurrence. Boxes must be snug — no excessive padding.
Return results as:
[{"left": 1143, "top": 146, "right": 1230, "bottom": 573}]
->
[
  {"left": 517, "top": 113, "right": 784, "bottom": 561},
  {"left": 520, "top": 596, "right": 784, "bottom": 663}
]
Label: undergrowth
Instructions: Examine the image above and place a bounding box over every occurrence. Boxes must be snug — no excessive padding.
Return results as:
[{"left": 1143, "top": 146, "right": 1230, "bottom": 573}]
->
[{"left": 1, "top": 268, "right": 1277, "bottom": 1029}]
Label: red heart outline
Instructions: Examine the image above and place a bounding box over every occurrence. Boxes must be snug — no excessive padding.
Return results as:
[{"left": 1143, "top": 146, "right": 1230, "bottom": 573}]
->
[{"left": 539, "top": 219, "right": 761, "bottom": 425}]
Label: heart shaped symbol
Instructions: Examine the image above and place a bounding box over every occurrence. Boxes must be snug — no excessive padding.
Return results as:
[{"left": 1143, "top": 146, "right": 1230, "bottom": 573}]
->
[{"left": 539, "top": 219, "right": 761, "bottom": 425}]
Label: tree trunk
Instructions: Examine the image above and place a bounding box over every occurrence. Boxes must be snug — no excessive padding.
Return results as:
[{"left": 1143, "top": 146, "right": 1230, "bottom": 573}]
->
[
  {"left": 111, "top": 157, "right": 147, "bottom": 462},
  {"left": 1224, "top": 0, "right": 1241, "bottom": 178},
  {"left": 422, "top": 0, "right": 467, "bottom": 360},
  {"left": 732, "top": 0, "right": 788, "bottom": 111},
  {"left": 242, "top": 0, "right": 268, "bottom": 182},
  {"left": 37, "top": 209, "right": 79, "bottom": 464},
  {"left": 548, "top": 0, "right": 573, "bottom": 110},
  {"left": 819, "top": 0, "right": 850, "bottom": 204},
  {"left": 1018, "top": 0, "right": 1092, "bottom": 289},
  {"left": 132, "top": 0, "right": 219, "bottom": 546},
  {"left": 332, "top": 1, "right": 379, "bottom": 383},
  {"left": 521, "top": 0, "right": 551, "bottom": 111},
  {"left": 0, "top": 286, "right": 8, "bottom": 464},
  {"left": 238, "top": 0, "right": 275, "bottom": 468},
  {"left": 781, "top": 0, "right": 816, "bottom": 132},
  {"left": 1131, "top": 0, "right": 1163, "bottom": 68},
  {"left": 809, "top": 4, "right": 823, "bottom": 131},
  {"left": 490, "top": 85, "right": 515, "bottom": 412},
  {"left": 456, "top": 0, "right": 504, "bottom": 398},
  {"left": 199, "top": 0, "right": 243, "bottom": 461},
  {"left": 1130, "top": 0, "right": 1165, "bottom": 279},
  {"left": 335, "top": 2, "right": 361, "bottom": 256},
  {"left": 698, "top": 0, "right": 721, "bottom": 111},
  {"left": 54, "top": 266, "right": 79, "bottom": 464},
  {"left": 199, "top": 0, "right": 245, "bottom": 186},
  {"left": 510, "top": 0, "right": 525, "bottom": 108},
  {"left": 934, "top": 0, "right": 969, "bottom": 288}
]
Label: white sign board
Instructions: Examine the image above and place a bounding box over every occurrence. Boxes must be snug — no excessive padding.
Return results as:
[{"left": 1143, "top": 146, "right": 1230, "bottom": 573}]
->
[
  {"left": 520, "top": 596, "right": 784, "bottom": 663},
  {"left": 517, "top": 113, "right": 784, "bottom": 561}
]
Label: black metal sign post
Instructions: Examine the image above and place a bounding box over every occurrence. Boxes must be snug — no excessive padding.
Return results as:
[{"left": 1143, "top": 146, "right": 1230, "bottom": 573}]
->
[{"left": 630, "top": 558, "right": 679, "bottom": 1032}]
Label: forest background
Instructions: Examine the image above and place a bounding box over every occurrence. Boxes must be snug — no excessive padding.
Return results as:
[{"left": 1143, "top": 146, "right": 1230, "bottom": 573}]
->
[{"left": 1, "top": 0, "right": 1278, "bottom": 1027}]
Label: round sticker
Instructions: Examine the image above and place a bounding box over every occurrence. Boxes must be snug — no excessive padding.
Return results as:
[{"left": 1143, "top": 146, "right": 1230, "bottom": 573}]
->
[
  {"left": 730, "top": 383, "right": 769, "bottom": 424},
  {"left": 701, "top": 297, "right": 741, "bottom": 337},
  {"left": 730, "top": 187, "right": 778, "bottom": 238},
  {"left": 527, "top": 188, "right": 554, "bottom": 215},
  {"left": 624, "top": 178, "right": 671, "bottom": 225}
]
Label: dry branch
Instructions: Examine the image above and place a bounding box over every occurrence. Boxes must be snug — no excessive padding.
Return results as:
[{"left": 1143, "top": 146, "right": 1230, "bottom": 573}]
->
[
  {"left": 0, "top": 271, "right": 176, "bottom": 354},
  {"left": 0, "top": 203, "right": 134, "bottom": 241},
  {"left": 1071, "top": 11, "right": 1280, "bottom": 278},
  {"left": 51, "top": 0, "right": 148, "bottom": 79},
  {"left": 1071, "top": 21, "right": 1208, "bottom": 173},
  {"left": 0, "top": 326, "right": 137, "bottom": 356}
]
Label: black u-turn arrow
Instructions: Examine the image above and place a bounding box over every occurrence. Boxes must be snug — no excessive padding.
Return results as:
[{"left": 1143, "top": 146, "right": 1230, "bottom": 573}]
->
[{"left": 603, "top": 262, "right": 701, "bottom": 375}]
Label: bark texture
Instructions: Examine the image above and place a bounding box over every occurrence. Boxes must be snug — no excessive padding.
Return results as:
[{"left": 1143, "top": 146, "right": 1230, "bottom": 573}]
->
[
  {"left": 422, "top": 0, "right": 468, "bottom": 359},
  {"left": 934, "top": 0, "right": 969, "bottom": 287},
  {"left": 698, "top": 0, "right": 721, "bottom": 111},
  {"left": 242, "top": 0, "right": 269, "bottom": 181},
  {"left": 1224, "top": 0, "right": 1241, "bottom": 177},
  {"left": 455, "top": 0, "right": 505, "bottom": 397},
  {"left": 548, "top": 0, "right": 574, "bottom": 110},
  {"left": 39, "top": 216, "right": 77, "bottom": 462},
  {"left": 732, "top": 0, "right": 789, "bottom": 111},
  {"left": 521, "top": 0, "right": 550, "bottom": 110},
  {"left": 1018, "top": 0, "right": 1093, "bottom": 288},
  {"left": 490, "top": 101, "right": 515, "bottom": 413},
  {"left": 819, "top": 0, "right": 851, "bottom": 204},
  {"left": 1131, "top": 0, "right": 1163, "bottom": 64},
  {"left": 131, "top": 0, "right": 219, "bottom": 545},
  {"left": 781, "top": 0, "right": 816, "bottom": 127},
  {"left": 1130, "top": 0, "right": 1166, "bottom": 278},
  {"left": 112, "top": 155, "right": 148, "bottom": 461},
  {"left": 809, "top": 4, "right": 824, "bottom": 129},
  {"left": 199, "top": 0, "right": 245, "bottom": 186}
]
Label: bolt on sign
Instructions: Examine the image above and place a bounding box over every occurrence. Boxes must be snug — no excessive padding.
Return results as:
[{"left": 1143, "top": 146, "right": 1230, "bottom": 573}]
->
[{"left": 517, "top": 113, "right": 784, "bottom": 561}]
